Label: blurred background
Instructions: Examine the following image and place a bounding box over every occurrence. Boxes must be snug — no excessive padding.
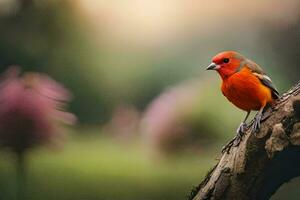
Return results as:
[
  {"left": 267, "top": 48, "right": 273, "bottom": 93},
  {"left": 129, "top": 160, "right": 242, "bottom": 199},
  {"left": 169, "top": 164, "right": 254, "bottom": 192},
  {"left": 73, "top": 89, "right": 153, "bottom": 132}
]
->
[{"left": 0, "top": 0, "right": 299, "bottom": 199}]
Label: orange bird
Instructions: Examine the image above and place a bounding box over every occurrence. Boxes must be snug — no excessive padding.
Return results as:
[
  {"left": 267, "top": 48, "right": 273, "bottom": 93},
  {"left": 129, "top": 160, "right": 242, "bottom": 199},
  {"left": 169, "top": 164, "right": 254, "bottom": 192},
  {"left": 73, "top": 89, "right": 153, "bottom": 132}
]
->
[{"left": 206, "top": 51, "right": 279, "bottom": 148}]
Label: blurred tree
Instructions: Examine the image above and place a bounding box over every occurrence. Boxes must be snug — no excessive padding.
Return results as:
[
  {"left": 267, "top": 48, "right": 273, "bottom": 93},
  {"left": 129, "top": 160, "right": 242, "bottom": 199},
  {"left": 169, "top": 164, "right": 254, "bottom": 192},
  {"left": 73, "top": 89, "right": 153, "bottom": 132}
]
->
[
  {"left": 0, "top": 67, "right": 75, "bottom": 200},
  {"left": 0, "top": 0, "right": 113, "bottom": 123}
]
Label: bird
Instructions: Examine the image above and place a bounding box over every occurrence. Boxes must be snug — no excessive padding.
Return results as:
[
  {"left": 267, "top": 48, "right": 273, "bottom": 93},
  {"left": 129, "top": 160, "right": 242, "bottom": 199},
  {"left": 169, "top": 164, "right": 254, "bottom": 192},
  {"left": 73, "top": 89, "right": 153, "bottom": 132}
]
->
[{"left": 206, "top": 51, "right": 279, "bottom": 152}]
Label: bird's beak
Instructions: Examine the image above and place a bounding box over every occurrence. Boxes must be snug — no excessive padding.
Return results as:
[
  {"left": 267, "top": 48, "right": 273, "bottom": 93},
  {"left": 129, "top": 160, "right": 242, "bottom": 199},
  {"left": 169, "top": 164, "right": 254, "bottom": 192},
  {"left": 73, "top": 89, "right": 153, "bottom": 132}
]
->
[{"left": 206, "top": 62, "right": 218, "bottom": 70}]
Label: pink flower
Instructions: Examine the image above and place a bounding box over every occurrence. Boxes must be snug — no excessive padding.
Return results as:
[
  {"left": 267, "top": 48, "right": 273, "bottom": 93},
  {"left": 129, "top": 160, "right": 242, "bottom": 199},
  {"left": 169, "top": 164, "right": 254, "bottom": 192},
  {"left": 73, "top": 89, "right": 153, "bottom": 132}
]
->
[
  {"left": 0, "top": 67, "right": 75, "bottom": 154},
  {"left": 141, "top": 79, "right": 201, "bottom": 153}
]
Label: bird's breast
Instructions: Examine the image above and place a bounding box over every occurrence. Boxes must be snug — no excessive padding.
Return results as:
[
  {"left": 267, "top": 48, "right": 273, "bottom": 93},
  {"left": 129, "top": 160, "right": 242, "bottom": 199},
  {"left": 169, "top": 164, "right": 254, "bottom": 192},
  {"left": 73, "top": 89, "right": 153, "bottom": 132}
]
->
[{"left": 221, "top": 69, "right": 272, "bottom": 111}]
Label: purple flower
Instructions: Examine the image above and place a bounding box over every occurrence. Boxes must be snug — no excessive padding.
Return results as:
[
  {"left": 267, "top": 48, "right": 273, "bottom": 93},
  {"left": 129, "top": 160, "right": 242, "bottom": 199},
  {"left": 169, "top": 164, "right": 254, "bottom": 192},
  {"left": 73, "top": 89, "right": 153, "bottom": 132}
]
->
[
  {"left": 141, "top": 79, "right": 201, "bottom": 153},
  {"left": 0, "top": 67, "right": 75, "bottom": 154}
]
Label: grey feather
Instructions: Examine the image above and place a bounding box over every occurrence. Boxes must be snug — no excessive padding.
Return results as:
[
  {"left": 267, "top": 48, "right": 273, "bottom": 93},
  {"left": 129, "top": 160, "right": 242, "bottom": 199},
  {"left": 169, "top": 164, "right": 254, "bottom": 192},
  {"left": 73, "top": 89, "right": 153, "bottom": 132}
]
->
[
  {"left": 253, "top": 73, "right": 280, "bottom": 99},
  {"left": 259, "top": 75, "right": 280, "bottom": 99}
]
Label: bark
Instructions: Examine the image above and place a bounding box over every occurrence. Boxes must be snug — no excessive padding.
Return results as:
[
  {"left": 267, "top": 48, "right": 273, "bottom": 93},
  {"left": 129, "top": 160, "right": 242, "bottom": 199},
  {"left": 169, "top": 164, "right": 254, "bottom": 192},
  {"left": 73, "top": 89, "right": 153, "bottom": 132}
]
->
[{"left": 191, "top": 81, "right": 300, "bottom": 200}]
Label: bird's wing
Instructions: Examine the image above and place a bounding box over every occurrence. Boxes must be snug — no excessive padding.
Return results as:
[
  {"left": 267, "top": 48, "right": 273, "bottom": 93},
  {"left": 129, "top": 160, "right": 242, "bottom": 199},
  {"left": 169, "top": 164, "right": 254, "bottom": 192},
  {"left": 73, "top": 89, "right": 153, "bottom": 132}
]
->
[{"left": 245, "top": 59, "right": 280, "bottom": 99}]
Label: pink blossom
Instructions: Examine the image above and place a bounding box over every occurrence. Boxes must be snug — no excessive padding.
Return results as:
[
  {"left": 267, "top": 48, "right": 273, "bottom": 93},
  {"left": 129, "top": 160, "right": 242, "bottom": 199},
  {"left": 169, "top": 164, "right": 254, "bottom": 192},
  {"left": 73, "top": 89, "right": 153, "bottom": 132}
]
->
[{"left": 0, "top": 67, "right": 75, "bottom": 154}]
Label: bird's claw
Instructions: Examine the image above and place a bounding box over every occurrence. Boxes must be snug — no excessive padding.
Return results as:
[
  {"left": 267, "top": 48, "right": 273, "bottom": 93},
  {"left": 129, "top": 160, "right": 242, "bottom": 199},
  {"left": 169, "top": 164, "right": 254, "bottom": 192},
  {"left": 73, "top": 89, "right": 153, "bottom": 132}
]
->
[
  {"left": 221, "top": 139, "right": 235, "bottom": 154},
  {"left": 236, "top": 122, "right": 247, "bottom": 135},
  {"left": 222, "top": 123, "right": 247, "bottom": 154},
  {"left": 252, "top": 113, "right": 262, "bottom": 135}
]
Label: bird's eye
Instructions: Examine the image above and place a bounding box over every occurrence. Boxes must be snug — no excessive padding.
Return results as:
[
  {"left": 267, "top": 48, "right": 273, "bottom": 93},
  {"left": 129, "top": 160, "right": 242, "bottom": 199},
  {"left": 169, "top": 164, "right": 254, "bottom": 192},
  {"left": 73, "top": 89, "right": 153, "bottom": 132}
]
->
[{"left": 223, "top": 58, "right": 230, "bottom": 63}]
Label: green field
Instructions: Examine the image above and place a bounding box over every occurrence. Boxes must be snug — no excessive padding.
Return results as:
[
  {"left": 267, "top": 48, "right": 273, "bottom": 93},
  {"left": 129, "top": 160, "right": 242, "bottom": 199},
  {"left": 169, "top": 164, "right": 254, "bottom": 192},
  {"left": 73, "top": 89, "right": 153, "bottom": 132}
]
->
[{"left": 0, "top": 129, "right": 218, "bottom": 200}]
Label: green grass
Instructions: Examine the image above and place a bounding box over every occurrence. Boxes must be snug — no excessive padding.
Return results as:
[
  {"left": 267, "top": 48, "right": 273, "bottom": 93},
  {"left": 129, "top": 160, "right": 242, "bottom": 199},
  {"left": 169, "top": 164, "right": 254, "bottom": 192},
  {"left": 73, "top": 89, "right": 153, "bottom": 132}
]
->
[{"left": 0, "top": 129, "right": 218, "bottom": 200}]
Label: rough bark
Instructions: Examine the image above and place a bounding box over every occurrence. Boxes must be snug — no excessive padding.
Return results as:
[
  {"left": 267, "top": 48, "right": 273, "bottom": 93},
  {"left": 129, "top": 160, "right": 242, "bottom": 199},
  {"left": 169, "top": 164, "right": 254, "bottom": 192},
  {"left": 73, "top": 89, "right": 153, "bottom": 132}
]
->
[{"left": 191, "top": 81, "right": 300, "bottom": 200}]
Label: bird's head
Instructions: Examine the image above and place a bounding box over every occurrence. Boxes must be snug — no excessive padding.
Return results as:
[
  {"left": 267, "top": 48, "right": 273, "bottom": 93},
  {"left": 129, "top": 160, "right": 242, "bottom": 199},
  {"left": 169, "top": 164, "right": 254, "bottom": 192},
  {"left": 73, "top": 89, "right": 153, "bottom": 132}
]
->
[{"left": 206, "top": 51, "right": 246, "bottom": 79}]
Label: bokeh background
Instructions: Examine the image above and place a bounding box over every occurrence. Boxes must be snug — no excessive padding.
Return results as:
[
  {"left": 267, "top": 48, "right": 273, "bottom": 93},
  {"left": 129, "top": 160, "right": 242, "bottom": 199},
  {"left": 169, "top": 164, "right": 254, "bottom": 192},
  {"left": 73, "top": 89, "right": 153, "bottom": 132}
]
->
[{"left": 0, "top": 0, "right": 299, "bottom": 200}]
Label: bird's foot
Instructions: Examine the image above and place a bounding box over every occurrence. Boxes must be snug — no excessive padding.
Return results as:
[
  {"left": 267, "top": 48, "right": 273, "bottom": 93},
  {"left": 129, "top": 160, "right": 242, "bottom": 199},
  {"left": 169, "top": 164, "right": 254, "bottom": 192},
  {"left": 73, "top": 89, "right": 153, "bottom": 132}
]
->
[
  {"left": 234, "top": 122, "right": 247, "bottom": 146},
  {"left": 236, "top": 122, "right": 248, "bottom": 135},
  {"left": 221, "top": 125, "right": 246, "bottom": 154},
  {"left": 252, "top": 112, "right": 262, "bottom": 135}
]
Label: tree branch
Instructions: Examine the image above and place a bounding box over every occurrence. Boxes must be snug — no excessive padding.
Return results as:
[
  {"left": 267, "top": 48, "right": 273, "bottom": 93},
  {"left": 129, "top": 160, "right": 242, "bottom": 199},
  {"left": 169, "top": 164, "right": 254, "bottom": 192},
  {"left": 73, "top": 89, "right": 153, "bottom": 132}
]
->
[{"left": 191, "top": 81, "right": 300, "bottom": 200}]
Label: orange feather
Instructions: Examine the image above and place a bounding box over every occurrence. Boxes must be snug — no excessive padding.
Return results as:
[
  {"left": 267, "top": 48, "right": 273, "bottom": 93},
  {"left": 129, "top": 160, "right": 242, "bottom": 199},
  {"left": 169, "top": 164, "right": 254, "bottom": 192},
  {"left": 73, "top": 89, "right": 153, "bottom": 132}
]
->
[{"left": 221, "top": 67, "right": 272, "bottom": 111}]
